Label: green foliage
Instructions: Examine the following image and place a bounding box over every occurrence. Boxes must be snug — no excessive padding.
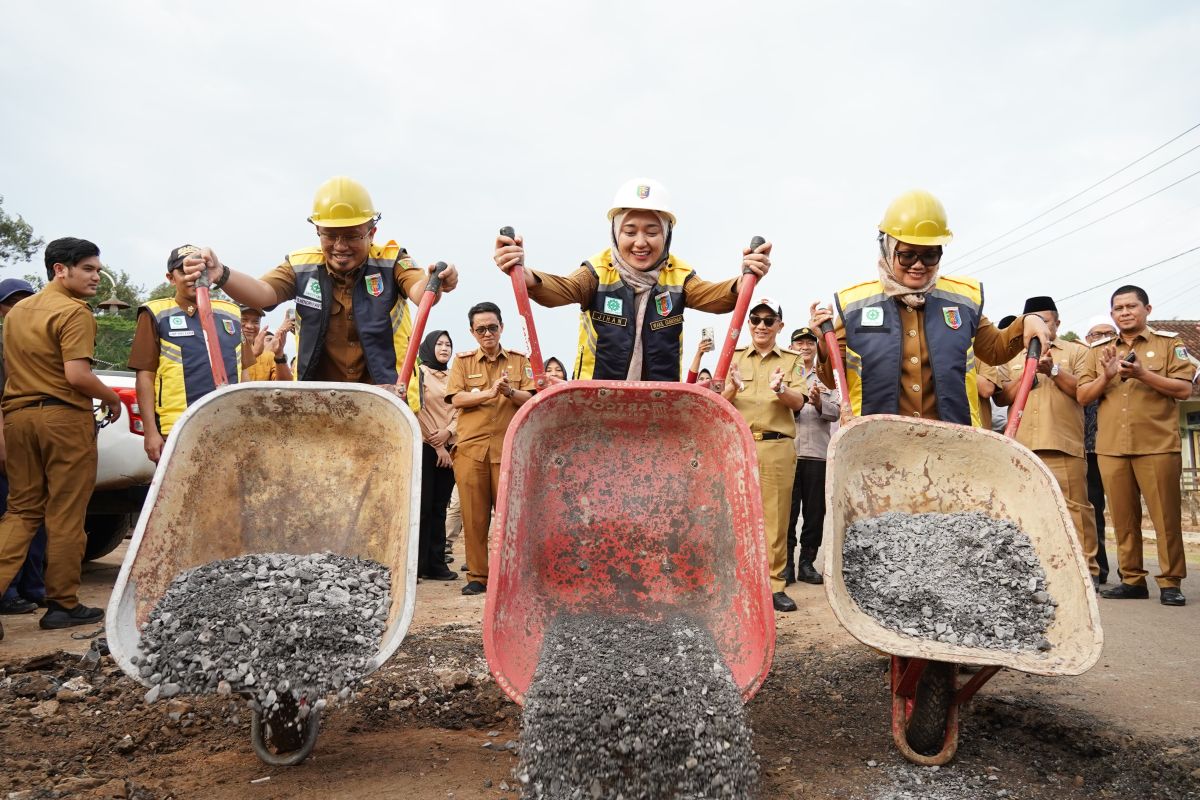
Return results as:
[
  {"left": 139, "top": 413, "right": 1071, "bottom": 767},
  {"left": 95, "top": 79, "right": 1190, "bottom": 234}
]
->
[
  {"left": 94, "top": 315, "right": 138, "bottom": 371},
  {"left": 91, "top": 268, "right": 144, "bottom": 315},
  {"left": 1060, "top": 331, "right": 1080, "bottom": 342},
  {"left": 23, "top": 273, "right": 45, "bottom": 291},
  {"left": 148, "top": 281, "right": 175, "bottom": 301},
  {"left": 0, "top": 196, "right": 44, "bottom": 265}
]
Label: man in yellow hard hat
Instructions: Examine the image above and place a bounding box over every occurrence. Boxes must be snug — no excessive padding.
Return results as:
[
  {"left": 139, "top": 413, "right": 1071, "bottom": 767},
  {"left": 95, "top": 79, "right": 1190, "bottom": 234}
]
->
[
  {"left": 181, "top": 177, "right": 458, "bottom": 388},
  {"left": 493, "top": 177, "right": 771, "bottom": 381},
  {"left": 810, "top": 189, "right": 1048, "bottom": 425}
]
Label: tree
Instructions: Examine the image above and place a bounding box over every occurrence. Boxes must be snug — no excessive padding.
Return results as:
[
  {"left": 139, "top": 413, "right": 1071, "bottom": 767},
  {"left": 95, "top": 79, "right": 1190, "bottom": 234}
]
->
[
  {"left": 91, "top": 268, "right": 145, "bottom": 313},
  {"left": 23, "top": 273, "right": 45, "bottom": 291},
  {"left": 148, "top": 281, "right": 174, "bottom": 300},
  {"left": 1060, "top": 331, "right": 1080, "bottom": 343},
  {"left": 0, "top": 195, "right": 44, "bottom": 265}
]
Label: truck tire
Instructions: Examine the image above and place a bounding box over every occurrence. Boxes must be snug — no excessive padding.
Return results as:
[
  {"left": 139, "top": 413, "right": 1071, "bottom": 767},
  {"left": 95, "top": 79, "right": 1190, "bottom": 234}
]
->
[
  {"left": 84, "top": 513, "right": 134, "bottom": 562},
  {"left": 905, "top": 661, "right": 955, "bottom": 756}
]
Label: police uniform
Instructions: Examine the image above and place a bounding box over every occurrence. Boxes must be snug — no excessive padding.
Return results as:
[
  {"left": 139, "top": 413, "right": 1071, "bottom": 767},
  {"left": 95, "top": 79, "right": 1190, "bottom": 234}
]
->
[
  {"left": 445, "top": 347, "right": 535, "bottom": 587},
  {"left": 128, "top": 297, "right": 242, "bottom": 436},
  {"left": 729, "top": 345, "right": 808, "bottom": 594},
  {"left": 819, "top": 276, "right": 1025, "bottom": 424},
  {"left": 996, "top": 337, "right": 1099, "bottom": 575},
  {"left": 0, "top": 281, "right": 101, "bottom": 611},
  {"left": 527, "top": 250, "right": 738, "bottom": 380},
  {"left": 1079, "top": 329, "right": 1195, "bottom": 591}
]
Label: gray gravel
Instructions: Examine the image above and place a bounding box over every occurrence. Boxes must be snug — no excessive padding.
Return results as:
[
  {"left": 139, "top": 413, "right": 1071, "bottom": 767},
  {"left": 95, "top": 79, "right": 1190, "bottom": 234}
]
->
[
  {"left": 134, "top": 552, "right": 389, "bottom": 718},
  {"left": 517, "top": 614, "right": 758, "bottom": 799},
  {"left": 842, "top": 511, "right": 1055, "bottom": 652},
  {"left": 859, "top": 764, "right": 1013, "bottom": 800}
]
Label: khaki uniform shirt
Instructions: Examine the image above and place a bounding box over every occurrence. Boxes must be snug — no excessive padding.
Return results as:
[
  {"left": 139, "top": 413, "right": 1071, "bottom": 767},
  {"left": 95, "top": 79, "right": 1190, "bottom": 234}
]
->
[
  {"left": 729, "top": 346, "right": 808, "bottom": 437},
  {"left": 259, "top": 253, "right": 423, "bottom": 383},
  {"left": 445, "top": 347, "right": 536, "bottom": 463},
  {"left": 417, "top": 364, "right": 458, "bottom": 445},
  {"left": 1, "top": 281, "right": 97, "bottom": 413},
  {"left": 1079, "top": 329, "right": 1196, "bottom": 456},
  {"left": 996, "top": 338, "right": 1088, "bottom": 458},
  {"left": 528, "top": 266, "right": 739, "bottom": 313},
  {"left": 819, "top": 307, "right": 1024, "bottom": 419},
  {"left": 243, "top": 351, "right": 280, "bottom": 382}
]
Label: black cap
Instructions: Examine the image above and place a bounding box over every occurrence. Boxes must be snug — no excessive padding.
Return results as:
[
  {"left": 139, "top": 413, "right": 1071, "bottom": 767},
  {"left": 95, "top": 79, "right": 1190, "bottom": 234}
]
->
[
  {"left": 1021, "top": 296, "right": 1058, "bottom": 315},
  {"left": 997, "top": 315, "right": 1017, "bottom": 329},
  {"left": 790, "top": 327, "right": 818, "bottom": 342},
  {"left": 238, "top": 305, "right": 265, "bottom": 318},
  {"left": 167, "top": 244, "right": 201, "bottom": 273}
]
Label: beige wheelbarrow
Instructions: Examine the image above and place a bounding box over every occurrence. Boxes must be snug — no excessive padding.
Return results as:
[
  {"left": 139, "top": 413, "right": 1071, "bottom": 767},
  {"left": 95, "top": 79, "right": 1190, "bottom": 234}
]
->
[{"left": 823, "top": 413, "right": 1104, "bottom": 765}]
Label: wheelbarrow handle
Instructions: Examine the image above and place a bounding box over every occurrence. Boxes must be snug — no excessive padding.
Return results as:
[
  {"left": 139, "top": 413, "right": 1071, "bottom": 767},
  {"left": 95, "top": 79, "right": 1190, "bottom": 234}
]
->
[
  {"left": 193, "top": 271, "right": 230, "bottom": 389},
  {"left": 1002, "top": 336, "right": 1041, "bottom": 439},
  {"left": 818, "top": 318, "right": 852, "bottom": 411},
  {"left": 500, "top": 226, "right": 548, "bottom": 389},
  {"left": 711, "top": 236, "right": 766, "bottom": 392},
  {"left": 397, "top": 261, "right": 449, "bottom": 388}
]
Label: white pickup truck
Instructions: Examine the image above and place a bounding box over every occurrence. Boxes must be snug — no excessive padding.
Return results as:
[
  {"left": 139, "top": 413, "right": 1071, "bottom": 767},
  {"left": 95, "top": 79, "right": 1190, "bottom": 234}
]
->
[{"left": 87, "top": 370, "right": 155, "bottom": 560}]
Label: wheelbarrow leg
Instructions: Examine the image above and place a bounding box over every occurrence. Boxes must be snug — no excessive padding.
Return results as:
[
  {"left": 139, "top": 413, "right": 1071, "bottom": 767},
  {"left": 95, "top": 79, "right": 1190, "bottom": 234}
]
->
[
  {"left": 890, "top": 656, "right": 960, "bottom": 766},
  {"left": 250, "top": 695, "right": 322, "bottom": 766}
]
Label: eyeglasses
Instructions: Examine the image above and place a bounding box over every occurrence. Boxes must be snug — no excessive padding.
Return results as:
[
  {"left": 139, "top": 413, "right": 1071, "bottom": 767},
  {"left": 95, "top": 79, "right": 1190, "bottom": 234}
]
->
[
  {"left": 318, "top": 231, "right": 371, "bottom": 245},
  {"left": 748, "top": 315, "right": 778, "bottom": 327},
  {"left": 894, "top": 249, "right": 942, "bottom": 267},
  {"left": 1085, "top": 330, "right": 1113, "bottom": 340},
  {"left": 473, "top": 324, "right": 500, "bottom": 335}
]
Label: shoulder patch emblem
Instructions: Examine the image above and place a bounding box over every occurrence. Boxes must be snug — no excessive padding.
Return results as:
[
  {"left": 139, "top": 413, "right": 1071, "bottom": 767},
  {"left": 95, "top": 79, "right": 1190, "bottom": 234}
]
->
[
  {"left": 1176, "top": 345, "right": 1189, "bottom": 360},
  {"left": 222, "top": 319, "right": 235, "bottom": 335},
  {"left": 653, "top": 291, "right": 673, "bottom": 316},
  {"left": 942, "top": 307, "right": 962, "bottom": 330},
  {"left": 364, "top": 273, "right": 384, "bottom": 298}
]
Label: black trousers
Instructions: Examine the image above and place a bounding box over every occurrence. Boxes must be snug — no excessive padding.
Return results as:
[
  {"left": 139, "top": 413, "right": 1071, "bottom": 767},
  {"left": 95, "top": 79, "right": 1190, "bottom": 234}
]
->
[
  {"left": 419, "top": 444, "right": 456, "bottom": 575},
  {"left": 1085, "top": 452, "right": 1110, "bottom": 579},
  {"left": 787, "top": 458, "right": 826, "bottom": 565}
]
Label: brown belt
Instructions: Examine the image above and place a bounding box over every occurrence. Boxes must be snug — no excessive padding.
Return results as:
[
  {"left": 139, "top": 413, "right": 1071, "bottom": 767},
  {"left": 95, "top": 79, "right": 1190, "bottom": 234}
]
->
[{"left": 752, "top": 431, "right": 791, "bottom": 441}]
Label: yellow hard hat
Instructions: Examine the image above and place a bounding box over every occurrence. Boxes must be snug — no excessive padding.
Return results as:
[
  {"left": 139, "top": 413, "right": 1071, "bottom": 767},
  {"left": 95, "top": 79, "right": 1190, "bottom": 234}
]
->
[
  {"left": 307, "top": 176, "right": 380, "bottom": 228},
  {"left": 878, "top": 189, "right": 953, "bottom": 246}
]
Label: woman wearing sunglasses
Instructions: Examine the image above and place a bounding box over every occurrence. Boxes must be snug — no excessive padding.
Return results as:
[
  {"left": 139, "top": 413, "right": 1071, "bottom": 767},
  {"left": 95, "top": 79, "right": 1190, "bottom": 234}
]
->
[
  {"left": 494, "top": 178, "right": 771, "bottom": 381},
  {"left": 809, "top": 190, "right": 1048, "bottom": 426}
]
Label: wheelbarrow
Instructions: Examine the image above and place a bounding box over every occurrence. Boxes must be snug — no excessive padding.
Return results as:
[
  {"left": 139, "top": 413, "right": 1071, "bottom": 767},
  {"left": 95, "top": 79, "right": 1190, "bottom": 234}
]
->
[
  {"left": 107, "top": 265, "right": 449, "bottom": 765},
  {"left": 820, "top": 336, "right": 1103, "bottom": 765},
  {"left": 483, "top": 229, "right": 776, "bottom": 703}
]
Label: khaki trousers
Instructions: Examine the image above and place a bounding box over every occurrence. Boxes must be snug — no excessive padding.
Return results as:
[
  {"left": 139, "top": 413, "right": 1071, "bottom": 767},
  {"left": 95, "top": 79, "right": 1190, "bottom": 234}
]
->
[
  {"left": 1098, "top": 452, "right": 1186, "bottom": 589},
  {"left": 452, "top": 454, "right": 500, "bottom": 585},
  {"left": 0, "top": 405, "right": 97, "bottom": 609},
  {"left": 1038, "top": 451, "right": 1099, "bottom": 576},
  {"left": 755, "top": 438, "right": 797, "bottom": 594}
]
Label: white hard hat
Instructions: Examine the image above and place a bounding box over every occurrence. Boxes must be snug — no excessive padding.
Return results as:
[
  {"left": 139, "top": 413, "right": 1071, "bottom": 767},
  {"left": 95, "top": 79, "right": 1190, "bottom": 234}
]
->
[{"left": 607, "top": 178, "right": 676, "bottom": 225}]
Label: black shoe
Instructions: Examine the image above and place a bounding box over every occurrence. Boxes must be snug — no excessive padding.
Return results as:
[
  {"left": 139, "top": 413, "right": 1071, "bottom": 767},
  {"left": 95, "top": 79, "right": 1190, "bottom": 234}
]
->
[
  {"left": 1091, "top": 575, "right": 1101, "bottom": 590},
  {"left": 772, "top": 592, "right": 797, "bottom": 612},
  {"left": 784, "top": 564, "right": 796, "bottom": 586},
  {"left": 0, "top": 597, "right": 38, "bottom": 615},
  {"left": 459, "top": 564, "right": 469, "bottom": 571},
  {"left": 40, "top": 603, "right": 104, "bottom": 630},
  {"left": 444, "top": 555, "right": 455, "bottom": 564},
  {"left": 0, "top": 619, "right": 4, "bottom": 640},
  {"left": 419, "top": 568, "right": 459, "bottom": 581},
  {"left": 461, "top": 581, "right": 487, "bottom": 596},
  {"left": 1160, "top": 588, "right": 1186, "bottom": 607},
  {"left": 796, "top": 561, "right": 824, "bottom": 585},
  {"left": 1097, "top": 573, "right": 1108, "bottom": 585},
  {"left": 1100, "top": 583, "right": 1149, "bottom": 600}
]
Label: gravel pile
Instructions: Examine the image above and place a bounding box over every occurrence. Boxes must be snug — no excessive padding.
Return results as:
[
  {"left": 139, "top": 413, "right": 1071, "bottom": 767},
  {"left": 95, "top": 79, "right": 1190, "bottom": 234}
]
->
[
  {"left": 842, "top": 511, "right": 1055, "bottom": 652},
  {"left": 516, "top": 613, "right": 758, "bottom": 800},
  {"left": 134, "top": 552, "right": 389, "bottom": 719}
]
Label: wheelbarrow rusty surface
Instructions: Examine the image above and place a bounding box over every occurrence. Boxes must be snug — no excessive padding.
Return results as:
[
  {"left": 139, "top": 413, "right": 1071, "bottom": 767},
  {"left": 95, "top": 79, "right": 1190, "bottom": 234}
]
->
[
  {"left": 107, "top": 383, "right": 421, "bottom": 685},
  {"left": 823, "top": 415, "right": 1103, "bottom": 676},
  {"left": 483, "top": 381, "right": 775, "bottom": 705}
]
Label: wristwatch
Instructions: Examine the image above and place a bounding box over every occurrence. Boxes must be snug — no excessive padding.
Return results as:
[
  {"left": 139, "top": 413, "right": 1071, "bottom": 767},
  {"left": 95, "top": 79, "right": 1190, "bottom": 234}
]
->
[
  {"left": 1050, "top": 363, "right": 1060, "bottom": 377},
  {"left": 274, "top": 356, "right": 287, "bottom": 364},
  {"left": 773, "top": 383, "right": 786, "bottom": 395}
]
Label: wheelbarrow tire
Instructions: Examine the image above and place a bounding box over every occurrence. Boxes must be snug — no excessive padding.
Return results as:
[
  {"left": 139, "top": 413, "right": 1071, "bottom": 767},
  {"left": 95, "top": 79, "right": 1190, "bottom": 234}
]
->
[
  {"left": 250, "top": 694, "right": 321, "bottom": 766},
  {"left": 905, "top": 662, "right": 954, "bottom": 756}
]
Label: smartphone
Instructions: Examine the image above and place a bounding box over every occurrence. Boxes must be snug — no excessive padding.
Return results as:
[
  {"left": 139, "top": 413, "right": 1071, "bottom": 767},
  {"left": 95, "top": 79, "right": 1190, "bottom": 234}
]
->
[
  {"left": 285, "top": 308, "right": 296, "bottom": 324},
  {"left": 1119, "top": 350, "right": 1136, "bottom": 381},
  {"left": 702, "top": 327, "right": 714, "bottom": 344}
]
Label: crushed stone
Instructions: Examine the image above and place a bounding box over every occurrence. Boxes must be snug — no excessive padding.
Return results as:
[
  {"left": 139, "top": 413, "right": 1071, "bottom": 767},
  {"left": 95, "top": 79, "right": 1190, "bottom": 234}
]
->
[
  {"left": 842, "top": 511, "right": 1055, "bottom": 652},
  {"left": 135, "top": 552, "right": 389, "bottom": 721},
  {"left": 516, "top": 613, "right": 758, "bottom": 799}
]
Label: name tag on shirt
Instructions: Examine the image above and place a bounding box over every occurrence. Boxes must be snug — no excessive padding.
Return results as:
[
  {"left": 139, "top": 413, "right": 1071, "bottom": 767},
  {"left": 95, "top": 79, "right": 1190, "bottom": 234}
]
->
[
  {"left": 168, "top": 330, "right": 196, "bottom": 338},
  {"left": 296, "top": 296, "right": 321, "bottom": 310}
]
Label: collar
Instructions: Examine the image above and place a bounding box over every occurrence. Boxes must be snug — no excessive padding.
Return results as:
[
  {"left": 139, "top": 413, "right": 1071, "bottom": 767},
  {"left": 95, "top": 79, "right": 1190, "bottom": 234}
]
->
[
  {"left": 326, "top": 264, "right": 363, "bottom": 285},
  {"left": 747, "top": 343, "right": 786, "bottom": 360},
  {"left": 476, "top": 346, "right": 508, "bottom": 362},
  {"left": 1118, "top": 328, "right": 1150, "bottom": 345},
  {"left": 174, "top": 297, "right": 197, "bottom": 316},
  {"left": 45, "top": 280, "right": 91, "bottom": 307}
]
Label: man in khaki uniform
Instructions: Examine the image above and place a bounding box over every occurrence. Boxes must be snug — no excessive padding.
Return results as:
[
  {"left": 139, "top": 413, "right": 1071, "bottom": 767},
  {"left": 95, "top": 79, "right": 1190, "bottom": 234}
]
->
[
  {"left": 1077, "top": 285, "right": 1195, "bottom": 606},
  {"left": 991, "top": 297, "right": 1099, "bottom": 584},
  {"left": 445, "top": 302, "right": 535, "bottom": 596},
  {"left": 240, "top": 307, "right": 294, "bottom": 382},
  {"left": 722, "top": 299, "right": 808, "bottom": 612},
  {"left": 0, "top": 238, "right": 122, "bottom": 639}
]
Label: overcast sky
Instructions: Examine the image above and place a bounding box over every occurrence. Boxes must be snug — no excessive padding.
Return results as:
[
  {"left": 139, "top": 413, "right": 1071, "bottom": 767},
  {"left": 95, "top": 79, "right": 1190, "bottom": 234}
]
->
[{"left": 3, "top": 1, "right": 1199, "bottom": 369}]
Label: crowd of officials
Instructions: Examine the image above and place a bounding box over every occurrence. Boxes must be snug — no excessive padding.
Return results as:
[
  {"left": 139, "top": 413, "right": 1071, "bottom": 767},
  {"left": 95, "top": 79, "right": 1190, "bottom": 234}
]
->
[{"left": 0, "top": 176, "right": 1194, "bottom": 643}]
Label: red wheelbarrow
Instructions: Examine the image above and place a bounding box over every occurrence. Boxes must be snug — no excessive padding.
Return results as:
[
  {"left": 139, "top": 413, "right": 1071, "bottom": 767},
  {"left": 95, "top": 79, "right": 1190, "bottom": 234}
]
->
[
  {"left": 819, "top": 334, "right": 1104, "bottom": 764},
  {"left": 483, "top": 229, "right": 776, "bottom": 704}
]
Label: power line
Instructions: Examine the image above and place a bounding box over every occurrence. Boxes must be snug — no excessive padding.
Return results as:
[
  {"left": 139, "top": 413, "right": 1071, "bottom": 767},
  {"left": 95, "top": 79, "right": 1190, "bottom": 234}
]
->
[
  {"left": 1057, "top": 246, "right": 1200, "bottom": 303},
  {"left": 954, "top": 140, "right": 1200, "bottom": 272},
  {"left": 967, "top": 167, "right": 1200, "bottom": 276},
  {"left": 1149, "top": 273, "right": 1200, "bottom": 313},
  {"left": 949, "top": 121, "right": 1200, "bottom": 263}
]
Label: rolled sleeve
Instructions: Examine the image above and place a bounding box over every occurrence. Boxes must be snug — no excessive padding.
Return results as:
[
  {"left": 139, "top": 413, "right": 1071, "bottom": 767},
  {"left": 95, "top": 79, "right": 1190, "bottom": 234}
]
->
[
  {"left": 683, "top": 274, "right": 739, "bottom": 313},
  {"left": 259, "top": 261, "right": 297, "bottom": 303},
  {"left": 528, "top": 267, "right": 596, "bottom": 307}
]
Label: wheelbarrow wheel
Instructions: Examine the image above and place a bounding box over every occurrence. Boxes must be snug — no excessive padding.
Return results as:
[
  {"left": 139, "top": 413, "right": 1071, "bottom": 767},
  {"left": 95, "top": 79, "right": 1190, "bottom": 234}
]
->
[
  {"left": 250, "top": 693, "right": 321, "bottom": 766},
  {"left": 905, "top": 662, "right": 955, "bottom": 756}
]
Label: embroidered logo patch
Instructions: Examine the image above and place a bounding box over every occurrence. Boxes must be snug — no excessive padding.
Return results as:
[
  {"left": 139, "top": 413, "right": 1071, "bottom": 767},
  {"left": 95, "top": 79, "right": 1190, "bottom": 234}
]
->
[
  {"left": 222, "top": 319, "right": 235, "bottom": 335},
  {"left": 943, "top": 306, "right": 962, "bottom": 330},
  {"left": 303, "top": 278, "right": 322, "bottom": 301},
  {"left": 1176, "top": 345, "right": 1189, "bottom": 360},
  {"left": 654, "top": 291, "right": 672, "bottom": 316},
  {"left": 637, "top": 184, "right": 650, "bottom": 199},
  {"left": 861, "top": 306, "right": 884, "bottom": 327},
  {"left": 364, "top": 274, "right": 383, "bottom": 298},
  {"left": 169, "top": 315, "right": 187, "bottom": 330},
  {"left": 604, "top": 297, "right": 623, "bottom": 315}
]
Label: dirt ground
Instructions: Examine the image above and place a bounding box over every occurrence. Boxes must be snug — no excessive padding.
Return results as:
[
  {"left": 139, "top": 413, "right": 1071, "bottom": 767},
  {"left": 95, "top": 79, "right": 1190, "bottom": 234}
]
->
[{"left": 1, "top": 534, "right": 1198, "bottom": 799}]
